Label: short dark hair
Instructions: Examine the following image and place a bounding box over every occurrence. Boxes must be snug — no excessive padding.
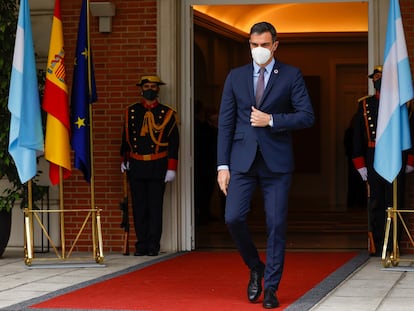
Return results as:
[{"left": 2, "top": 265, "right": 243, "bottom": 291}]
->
[{"left": 250, "top": 22, "right": 277, "bottom": 42}]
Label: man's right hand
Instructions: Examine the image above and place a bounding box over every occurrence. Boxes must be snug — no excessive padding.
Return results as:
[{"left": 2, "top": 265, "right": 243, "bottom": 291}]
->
[
  {"left": 217, "top": 169, "right": 230, "bottom": 196},
  {"left": 357, "top": 167, "right": 368, "bottom": 181},
  {"left": 121, "top": 161, "right": 130, "bottom": 173}
]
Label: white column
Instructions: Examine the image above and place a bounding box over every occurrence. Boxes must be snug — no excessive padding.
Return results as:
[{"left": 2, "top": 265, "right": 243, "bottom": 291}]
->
[{"left": 159, "top": 0, "right": 194, "bottom": 252}]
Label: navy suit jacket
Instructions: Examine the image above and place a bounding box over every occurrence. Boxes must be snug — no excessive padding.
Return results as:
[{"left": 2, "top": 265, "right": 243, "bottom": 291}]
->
[{"left": 217, "top": 59, "right": 315, "bottom": 173}]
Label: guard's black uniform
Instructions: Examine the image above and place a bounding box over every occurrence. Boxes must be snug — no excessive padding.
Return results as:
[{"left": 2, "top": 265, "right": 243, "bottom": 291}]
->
[
  {"left": 352, "top": 95, "right": 414, "bottom": 255},
  {"left": 121, "top": 100, "right": 179, "bottom": 255},
  {"left": 352, "top": 94, "right": 390, "bottom": 254}
]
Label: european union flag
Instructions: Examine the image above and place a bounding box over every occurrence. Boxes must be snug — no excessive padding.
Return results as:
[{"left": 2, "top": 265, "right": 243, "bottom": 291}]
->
[
  {"left": 71, "top": 0, "right": 97, "bottom": 182},
  {"left": 8, "top": 0, "right": 44, "bottom": 184}
]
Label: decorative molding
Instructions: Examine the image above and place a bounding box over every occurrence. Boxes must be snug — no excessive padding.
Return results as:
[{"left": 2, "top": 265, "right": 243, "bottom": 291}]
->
[
  {"left": 280, "top": 32, "right": 368, "bottom": 43},
  {"left": 194, "top": 10, "right": 247, "bottom": 42}
]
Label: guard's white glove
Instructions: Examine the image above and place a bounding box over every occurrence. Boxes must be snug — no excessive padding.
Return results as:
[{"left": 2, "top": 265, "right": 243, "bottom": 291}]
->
[
  {"left": 357, "top": 167, "right": 368, "bottom": 181},
  {"left": 121, "top": 161, "right": 129, "bottom": 173},
  {"left": 405, "top": 165, "right": 414, "bottom": 174},
  {"left": 164, "top": 170, "right": 176, "bottom": 183}
]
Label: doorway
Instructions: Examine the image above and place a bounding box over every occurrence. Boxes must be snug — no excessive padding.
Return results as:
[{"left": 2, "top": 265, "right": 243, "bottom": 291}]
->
[
  {"left": 156, "top": 0, "right": 391, "bottom": 252},
  {"left": 192, "top": 5, "right": 369, "bottom": 250}
]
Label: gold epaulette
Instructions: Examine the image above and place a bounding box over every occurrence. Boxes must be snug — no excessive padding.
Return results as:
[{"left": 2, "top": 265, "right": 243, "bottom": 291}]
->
[
  {"left": 358, "top": 95, "right": 370, "bottom": 102},
  {"left": 163, "top": 103, "right": 180, "bottom": 124},
  {"left": 127, "top": 102, "right": 137, "bottom": 109},
  {"left": 163, "top": 103, "right": 177, "bottom": 112},
  {"left": 163, "top": 103, "right": 180, "bottom": 126}
]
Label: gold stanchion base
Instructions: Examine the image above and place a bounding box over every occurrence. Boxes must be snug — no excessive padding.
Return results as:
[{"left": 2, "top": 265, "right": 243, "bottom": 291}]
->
[{"left": 23, "top": 207, "right": 104, "bottom": 266}]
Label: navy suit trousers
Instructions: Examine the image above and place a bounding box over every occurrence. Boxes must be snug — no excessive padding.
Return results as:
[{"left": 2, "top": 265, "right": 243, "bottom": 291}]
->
[{"left": 225, "top": 150, "right": 292, "bottom": 291}]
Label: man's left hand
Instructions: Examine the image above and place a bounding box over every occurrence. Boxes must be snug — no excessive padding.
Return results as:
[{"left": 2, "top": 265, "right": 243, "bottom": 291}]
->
[
  {"left": 250, "top": 106, "right": 271, "bottom": 127},
  {"left": 164, "top": 170, "right": 176, "bottom": 183}
]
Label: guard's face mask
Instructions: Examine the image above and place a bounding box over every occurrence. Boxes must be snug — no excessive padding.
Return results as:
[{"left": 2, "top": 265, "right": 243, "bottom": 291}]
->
[
  {"left": 142, "top": 89, "right": 158, "bottom": 101},
  {"left": 374, "top": 79, "right": 381, "bottom": 92}
]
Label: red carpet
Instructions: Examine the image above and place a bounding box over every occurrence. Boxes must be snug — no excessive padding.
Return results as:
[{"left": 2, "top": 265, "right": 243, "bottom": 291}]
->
[{"left": 30, "top": 251, "right": 359, "bottom": 310}]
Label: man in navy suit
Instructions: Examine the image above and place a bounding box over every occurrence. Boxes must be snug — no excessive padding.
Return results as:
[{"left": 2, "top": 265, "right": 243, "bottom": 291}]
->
[{"left": 217, "top": 22, "right": 314, "bottom": 309}]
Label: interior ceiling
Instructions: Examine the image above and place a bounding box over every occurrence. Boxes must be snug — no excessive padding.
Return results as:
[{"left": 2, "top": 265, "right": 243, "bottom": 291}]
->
[{"left": 193, "top": 2, "right": 368, "bottom": 34}]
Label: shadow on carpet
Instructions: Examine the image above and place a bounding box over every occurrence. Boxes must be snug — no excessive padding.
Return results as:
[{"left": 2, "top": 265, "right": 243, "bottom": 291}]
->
[{"left": 9, "top": 251, "right": 368, "bottom": 311}]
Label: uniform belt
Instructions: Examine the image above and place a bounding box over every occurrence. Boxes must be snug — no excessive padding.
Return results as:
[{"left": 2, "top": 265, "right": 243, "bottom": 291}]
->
[
  {"left": 368, "top": 142, "right": 375, "bottom": 148},
  {"left": 130, "top": 151, "right": 168, "bottom": 161}
]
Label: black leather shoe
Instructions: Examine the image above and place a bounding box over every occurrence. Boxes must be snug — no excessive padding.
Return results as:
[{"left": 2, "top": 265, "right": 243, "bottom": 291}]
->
[
  {"left": 247, "top": 262, "right": 265, "bottom": 302},
  {"left": 263, "top": 288, "right": 279, "bottom": 309}
]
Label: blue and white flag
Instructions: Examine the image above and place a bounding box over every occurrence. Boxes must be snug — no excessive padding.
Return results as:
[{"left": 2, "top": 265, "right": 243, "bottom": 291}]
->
[
  {"left": 374, "top": 0, "right": 414, "bottom": 183},
  {"left": 8, "top": 0, "right": 44, "bottom": 184}
]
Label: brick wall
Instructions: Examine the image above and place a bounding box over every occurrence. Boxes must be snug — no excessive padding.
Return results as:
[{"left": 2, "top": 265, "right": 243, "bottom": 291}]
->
[{"left": 61, "top": 0, "right": 157, "bottom": 253}]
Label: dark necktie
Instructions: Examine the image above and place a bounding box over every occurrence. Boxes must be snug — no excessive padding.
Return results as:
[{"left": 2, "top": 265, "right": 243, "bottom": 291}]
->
[{"left": 256, "top": 67, "right": 265, "bottom": 106}]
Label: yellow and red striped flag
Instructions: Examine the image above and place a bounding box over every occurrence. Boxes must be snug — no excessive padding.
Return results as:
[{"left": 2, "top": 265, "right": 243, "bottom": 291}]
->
[{"left": 42, "top": 0, "right": 71, "bottom": 185}]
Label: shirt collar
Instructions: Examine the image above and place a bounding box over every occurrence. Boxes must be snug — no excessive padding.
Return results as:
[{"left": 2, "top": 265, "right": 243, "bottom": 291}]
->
[{"left": 253, "top": 58, "right": 275, "bottom": 74}]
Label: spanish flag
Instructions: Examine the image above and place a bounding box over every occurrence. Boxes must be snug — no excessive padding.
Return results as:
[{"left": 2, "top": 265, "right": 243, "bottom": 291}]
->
[{"left": 42, "top": 0, "right": 71, "bottom": 185}]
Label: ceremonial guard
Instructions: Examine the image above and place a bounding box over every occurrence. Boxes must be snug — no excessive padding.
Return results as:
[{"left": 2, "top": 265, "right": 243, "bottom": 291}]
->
[
  {"left": 120, "top": 75, "right": 179, "bottom": 256},
  {"left": 352, "top": 66, "right": 414, "bottom": 256}
]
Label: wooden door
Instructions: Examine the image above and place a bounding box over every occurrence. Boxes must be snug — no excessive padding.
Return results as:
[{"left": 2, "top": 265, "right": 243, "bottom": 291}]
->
[{"left": 335, "top": 64, "right": 368, "bottom": 207}]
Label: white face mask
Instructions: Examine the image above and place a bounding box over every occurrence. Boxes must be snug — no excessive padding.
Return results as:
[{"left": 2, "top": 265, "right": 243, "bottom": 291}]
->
[{"left": 251, "top": 46, "right": 272, "bottom": 65}]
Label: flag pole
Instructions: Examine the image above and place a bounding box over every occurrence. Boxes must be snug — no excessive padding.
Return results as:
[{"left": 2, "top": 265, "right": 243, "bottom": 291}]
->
[
  {"left": 86, "top": 0, "right": 98, "bottom": 257},
  {"left": 25, "top": 180, "right": 34, "bottom": 263},
  {"left": 392, "top": 178, "right": 398, "bottom": 258},
  {"left": 59, "top": 167, "right": 66, "bottom": 258},
  {"left": 383, "top": 178, "right": 399, "bottom": 264}
]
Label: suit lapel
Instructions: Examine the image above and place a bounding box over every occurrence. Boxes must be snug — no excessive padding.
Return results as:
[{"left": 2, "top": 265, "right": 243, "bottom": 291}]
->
[
  {"left": 260, "top": 60, "right": 281, "bottom": 106},
  {"left": 248, "top": 64, "right": 255, "bottom": 104}
]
